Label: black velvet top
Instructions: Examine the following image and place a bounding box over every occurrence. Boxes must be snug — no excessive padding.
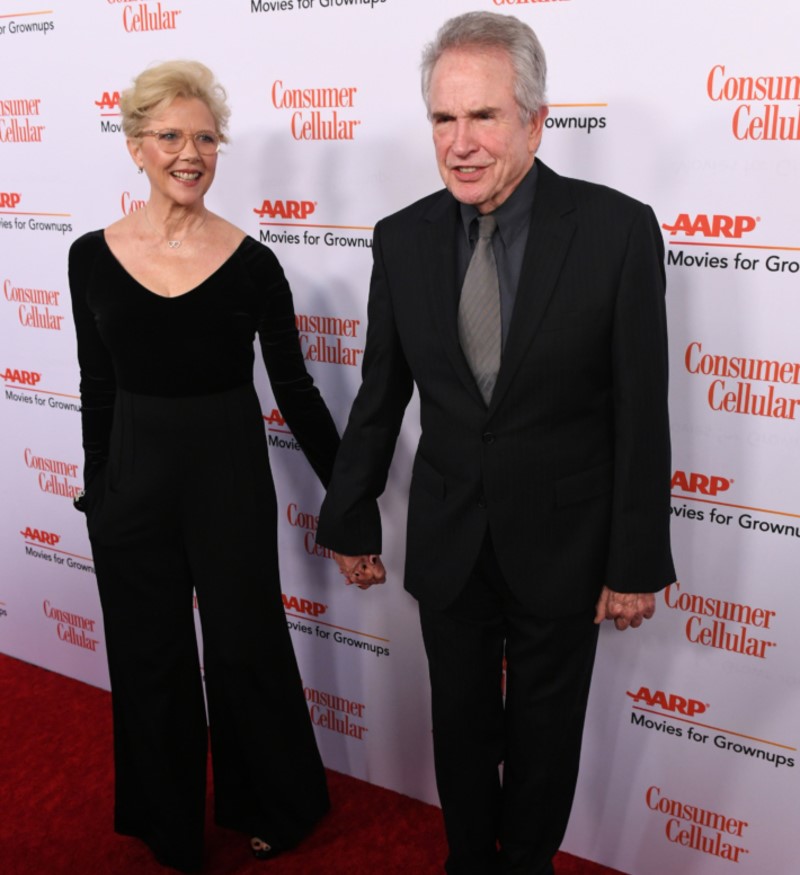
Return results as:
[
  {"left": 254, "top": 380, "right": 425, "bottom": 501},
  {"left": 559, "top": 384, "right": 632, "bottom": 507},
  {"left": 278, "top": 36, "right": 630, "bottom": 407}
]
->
[{"left": 68, "top": 230, "right": 339, "bottom": 486}]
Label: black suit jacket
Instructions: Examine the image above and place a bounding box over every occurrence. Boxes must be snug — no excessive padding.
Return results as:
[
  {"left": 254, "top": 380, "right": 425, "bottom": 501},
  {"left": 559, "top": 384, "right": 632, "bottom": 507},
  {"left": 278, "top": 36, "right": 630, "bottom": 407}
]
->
[{"left": 317, "top": 160, "right": 675, "bottom": 617}]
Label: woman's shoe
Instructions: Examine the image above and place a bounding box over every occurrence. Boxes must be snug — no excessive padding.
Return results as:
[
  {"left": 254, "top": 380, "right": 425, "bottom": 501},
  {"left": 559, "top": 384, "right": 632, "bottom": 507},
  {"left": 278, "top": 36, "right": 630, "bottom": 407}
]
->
[{"left": 250, "top": 837, "right": 280, "bottom": 860}]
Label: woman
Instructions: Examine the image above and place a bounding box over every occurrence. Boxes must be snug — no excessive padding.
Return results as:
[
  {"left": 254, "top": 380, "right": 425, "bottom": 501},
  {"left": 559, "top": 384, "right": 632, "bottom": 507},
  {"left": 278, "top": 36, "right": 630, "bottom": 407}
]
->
[{"left": 68, "top": 61, "right": 339, "bottom": 872}]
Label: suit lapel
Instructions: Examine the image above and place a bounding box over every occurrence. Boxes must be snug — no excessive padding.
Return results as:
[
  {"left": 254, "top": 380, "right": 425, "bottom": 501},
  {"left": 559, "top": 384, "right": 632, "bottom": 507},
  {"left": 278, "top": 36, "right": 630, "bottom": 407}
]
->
[
  {"left": 417, "top": 163, "right": 578, "bottom": 411},
  {"left": 489, "top": 161, "right": 577, "bottom": 414}
]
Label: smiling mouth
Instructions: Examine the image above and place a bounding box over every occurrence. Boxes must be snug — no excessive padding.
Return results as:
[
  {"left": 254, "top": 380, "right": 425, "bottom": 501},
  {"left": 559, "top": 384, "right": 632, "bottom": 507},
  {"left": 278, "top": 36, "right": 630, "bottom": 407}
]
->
[
  {"left": 452, "top": 166, "right": 485, "bottom": 175},
  {"left": 172, "top": 171, "right": 201, "bottom": 181}
]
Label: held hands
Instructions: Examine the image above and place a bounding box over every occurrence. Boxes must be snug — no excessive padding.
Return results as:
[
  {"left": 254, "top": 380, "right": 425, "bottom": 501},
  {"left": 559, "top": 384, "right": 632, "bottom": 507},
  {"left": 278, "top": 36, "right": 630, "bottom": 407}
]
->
[
  {"left": 594, "top": 586, "right": 656, "bottom": 631},
  {"left": 332, "top": 553, "right": 387, "bottom": 590}
]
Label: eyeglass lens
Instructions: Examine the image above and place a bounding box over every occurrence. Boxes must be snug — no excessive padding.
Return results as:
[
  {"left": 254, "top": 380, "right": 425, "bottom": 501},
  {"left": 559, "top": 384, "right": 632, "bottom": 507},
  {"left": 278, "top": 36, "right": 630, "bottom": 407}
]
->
[{"left": 152, "top": 130, "right": 219, "bottom": 153}]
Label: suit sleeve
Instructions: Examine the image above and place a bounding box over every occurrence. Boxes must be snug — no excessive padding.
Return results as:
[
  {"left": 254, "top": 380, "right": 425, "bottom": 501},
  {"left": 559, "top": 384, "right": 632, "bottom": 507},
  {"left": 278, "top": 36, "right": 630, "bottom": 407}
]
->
[
  {"left": 316, "top": 221, "right": 415, "bottom": 555},
  {"left": 68, "top": 234, "right": 116, "bottom": 488},
  {"left": 605, "top": 203, "right": 675, "bottom": 592}
]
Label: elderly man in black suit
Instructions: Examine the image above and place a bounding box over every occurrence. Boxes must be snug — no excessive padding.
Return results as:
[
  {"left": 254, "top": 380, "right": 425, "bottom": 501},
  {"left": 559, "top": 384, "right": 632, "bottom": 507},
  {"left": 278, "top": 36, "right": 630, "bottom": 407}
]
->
[{"left": 317, "top": 12, "right": 675, "bottom": 875}]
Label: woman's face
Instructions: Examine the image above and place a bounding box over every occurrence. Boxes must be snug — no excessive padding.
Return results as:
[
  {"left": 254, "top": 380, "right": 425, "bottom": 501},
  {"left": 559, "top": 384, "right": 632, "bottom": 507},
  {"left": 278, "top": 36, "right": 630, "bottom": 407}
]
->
[{"left": 128, "top": 97, "right": 219, "bottom": 208}]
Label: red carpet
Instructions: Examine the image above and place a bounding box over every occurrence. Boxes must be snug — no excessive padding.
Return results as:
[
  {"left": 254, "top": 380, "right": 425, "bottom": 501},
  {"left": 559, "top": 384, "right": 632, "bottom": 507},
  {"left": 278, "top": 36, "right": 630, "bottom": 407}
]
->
[{"left": 0, "top": 653, "right": 626, "bottom": 874}]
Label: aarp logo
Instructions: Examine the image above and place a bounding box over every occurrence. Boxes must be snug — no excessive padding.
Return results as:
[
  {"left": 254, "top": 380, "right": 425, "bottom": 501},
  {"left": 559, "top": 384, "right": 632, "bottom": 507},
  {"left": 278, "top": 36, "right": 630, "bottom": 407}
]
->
[
  {"left": 627, "top": 686, "right": 708, "bottom": 718},
  {"left": 661, "top": 213, "right": 758, "bottom": 239},
  {"left": 0, "top": 193, "right": 22, "bottom": 209},
  {"left": 95, "top": 91, "right": 121, "bottom": 113},
  {"left": 20, "top": 526, "right": 61, "bottom": 546},
  {"left": 671, "top": 471, "right": 732, "bottom": 496},
  {"left": 253, "top": 199, "right": 316, "bottom": 220},
  {"left": 282, "top": 594, "right": 327, "bottom": 617},
  {"left": 3, "top": 368, "right": 42, "bottom": 386}
]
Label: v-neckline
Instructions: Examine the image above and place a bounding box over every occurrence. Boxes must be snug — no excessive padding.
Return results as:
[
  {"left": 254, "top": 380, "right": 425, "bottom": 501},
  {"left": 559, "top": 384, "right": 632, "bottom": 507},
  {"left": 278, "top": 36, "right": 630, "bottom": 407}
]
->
[{"left": 101, "top": 231, "right": 247, "bottom": 300}]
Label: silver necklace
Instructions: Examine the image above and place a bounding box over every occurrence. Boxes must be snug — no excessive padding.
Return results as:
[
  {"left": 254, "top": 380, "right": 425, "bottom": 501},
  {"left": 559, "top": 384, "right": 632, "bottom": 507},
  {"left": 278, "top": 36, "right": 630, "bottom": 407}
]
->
[{"left": 143, "top": 205, "right": 208, "bottom": 249}]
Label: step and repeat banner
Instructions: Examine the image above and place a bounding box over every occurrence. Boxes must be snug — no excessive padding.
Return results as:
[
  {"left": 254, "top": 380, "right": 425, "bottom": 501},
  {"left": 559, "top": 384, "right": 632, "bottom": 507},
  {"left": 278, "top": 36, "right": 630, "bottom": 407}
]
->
[{"left": 1, "top": 1, "right": 797, "bottom": 872}]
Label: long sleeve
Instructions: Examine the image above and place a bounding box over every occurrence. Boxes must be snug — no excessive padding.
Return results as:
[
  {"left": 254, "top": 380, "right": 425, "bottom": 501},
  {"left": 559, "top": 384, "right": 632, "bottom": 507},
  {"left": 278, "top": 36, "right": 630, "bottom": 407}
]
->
[
  {"left": 68, "top": 232, "right": 116, "bottom": 487},
  {"left": 316, "top": 221, "right": 415, "bottom": 555},
  {"left": 249, "top": 244, "right": 340, "bottom": 486},
  {"left": 605, "top": 202, "right": 674, "bottom": 592}
]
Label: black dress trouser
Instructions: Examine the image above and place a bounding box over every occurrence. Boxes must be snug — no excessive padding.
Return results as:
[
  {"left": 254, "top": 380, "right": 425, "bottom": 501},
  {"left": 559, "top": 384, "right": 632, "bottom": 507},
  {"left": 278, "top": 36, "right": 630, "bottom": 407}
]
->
[
  {"left": 86, "top": 386, "right": 328, "bottom": 872},
  {"left": 419, "top": 533, "right": 600, "bottom": 875}
]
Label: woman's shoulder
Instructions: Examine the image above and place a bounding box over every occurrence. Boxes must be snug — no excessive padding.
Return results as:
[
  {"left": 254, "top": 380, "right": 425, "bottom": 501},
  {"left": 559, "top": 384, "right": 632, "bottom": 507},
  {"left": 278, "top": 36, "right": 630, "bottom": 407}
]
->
[
  {"left": 232, "top": 230, "right": 285, "bottom": 280},
  {"left": 69, "top": 228, "right": 105, "bottom": 256},
  {"left": 68, "top": 229, "right": 108, "bottom": 279},
  {"left": 71, "top": 213, "right": 134, "bottom": 261}
]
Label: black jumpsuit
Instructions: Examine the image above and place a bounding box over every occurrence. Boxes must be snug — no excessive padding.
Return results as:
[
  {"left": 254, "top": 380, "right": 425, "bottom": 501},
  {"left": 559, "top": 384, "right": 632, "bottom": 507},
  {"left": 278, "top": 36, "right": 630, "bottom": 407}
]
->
[{"left": 68, "top": 231, "right": 339, "bottom": 872}]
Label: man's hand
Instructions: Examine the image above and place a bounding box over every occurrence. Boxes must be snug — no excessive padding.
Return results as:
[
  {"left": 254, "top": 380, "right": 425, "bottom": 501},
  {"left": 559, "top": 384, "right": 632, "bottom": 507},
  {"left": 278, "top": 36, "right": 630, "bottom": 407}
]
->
[
  {"left": 332, "top": 553, "right": 387, "bottom": 590},
  {"left": 594, "top": 586, "right": 656, "bottom": 630}
]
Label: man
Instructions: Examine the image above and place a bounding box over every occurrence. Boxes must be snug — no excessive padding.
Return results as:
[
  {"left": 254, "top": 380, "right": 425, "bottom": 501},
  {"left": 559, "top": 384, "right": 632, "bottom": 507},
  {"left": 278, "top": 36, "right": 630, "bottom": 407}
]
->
[{"left": 317, "top": 12, "right": 675, "bottom": 875}]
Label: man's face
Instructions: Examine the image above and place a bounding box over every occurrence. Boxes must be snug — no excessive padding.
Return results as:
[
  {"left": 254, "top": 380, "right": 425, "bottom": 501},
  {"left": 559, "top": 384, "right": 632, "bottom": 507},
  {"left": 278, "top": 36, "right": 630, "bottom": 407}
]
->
[{"left": 429, "top": 47, "right": 547, "bottom": 214}]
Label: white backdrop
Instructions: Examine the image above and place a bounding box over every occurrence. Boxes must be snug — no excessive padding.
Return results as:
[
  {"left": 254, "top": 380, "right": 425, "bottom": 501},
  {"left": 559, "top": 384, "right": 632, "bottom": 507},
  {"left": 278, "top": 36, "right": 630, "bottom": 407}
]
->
[{"left": 1, "top": 1, "right": 798, "bottom": 872}]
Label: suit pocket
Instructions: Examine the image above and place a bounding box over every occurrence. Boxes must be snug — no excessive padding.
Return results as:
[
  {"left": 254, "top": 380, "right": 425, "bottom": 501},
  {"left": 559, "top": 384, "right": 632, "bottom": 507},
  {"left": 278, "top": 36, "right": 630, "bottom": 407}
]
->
[
  {"left": 411, "top": 453, "right": 446, "bottom": 501},
  {"left": 555, "top": 462, "right": 613, "bottom": 507}
]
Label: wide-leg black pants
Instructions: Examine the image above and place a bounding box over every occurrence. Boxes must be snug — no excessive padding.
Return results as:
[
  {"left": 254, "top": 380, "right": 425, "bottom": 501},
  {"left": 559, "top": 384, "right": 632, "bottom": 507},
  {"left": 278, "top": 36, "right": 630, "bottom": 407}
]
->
[
  {"left": 419, "top": 534, "right": 599, "bottom": 875},
  {"left": 85, "top": 385, "right": 328, "bottom": 872}
]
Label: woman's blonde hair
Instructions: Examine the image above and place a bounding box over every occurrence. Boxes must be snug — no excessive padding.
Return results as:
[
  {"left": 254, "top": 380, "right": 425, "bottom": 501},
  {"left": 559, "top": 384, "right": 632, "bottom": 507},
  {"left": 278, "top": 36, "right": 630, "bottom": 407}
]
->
[{"left": 120, "top": 60, "right": 230, "bottom": 141}]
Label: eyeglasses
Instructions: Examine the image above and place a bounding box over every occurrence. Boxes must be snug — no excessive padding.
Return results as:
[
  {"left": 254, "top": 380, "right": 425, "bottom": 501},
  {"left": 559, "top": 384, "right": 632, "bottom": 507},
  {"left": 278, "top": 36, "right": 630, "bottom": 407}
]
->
[{"left": 140, "top": 128, "right": 221, "bottom": 155}]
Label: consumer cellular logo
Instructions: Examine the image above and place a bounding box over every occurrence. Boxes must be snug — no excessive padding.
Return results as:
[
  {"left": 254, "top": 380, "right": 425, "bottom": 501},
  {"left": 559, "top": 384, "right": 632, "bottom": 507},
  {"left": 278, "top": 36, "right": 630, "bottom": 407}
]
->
[
  {"left": 286, "top": 502, "right": 336, "bottom": 559},
  {"left": 664, "top": 582, "right": 777, "bottom": 660},
  {"left": 707, "top": 64, "right": 800, "bottom": 141},
  {"left": 304, "top": 685, "right": 368, "bottom": 741},
  {"left": 43, "top": 600, "right": 100, "bottom": 652},
  {"left": 0, "top": 97, "right": 46, "bottom": 143},
  {"left": 296, "top": 313, "right": 364, "bottom": 367},
  {"left": 685, "top": 341, "right": 800, "bottom": 420},
  {"left": 646, "top": 787, "right": 750, "bottom": 863},
  {"left": 23, "top": 448, "right": 82, "bottom": 499},
  {"left": 4, "top": 278, "right": 65, "bottom": 330},
  {"left": 106, "top": 0, "right": 183, "bottom": 33},
  {"left": 270, "top": 79, "right": 361, "bottom": 140}
]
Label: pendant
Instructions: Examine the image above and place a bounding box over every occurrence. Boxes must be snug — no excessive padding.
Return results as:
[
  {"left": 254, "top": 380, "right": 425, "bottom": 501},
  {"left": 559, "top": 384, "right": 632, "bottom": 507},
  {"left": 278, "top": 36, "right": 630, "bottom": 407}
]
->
[{"left": 168, "top": 240, "right": 181, "bottom": 249}]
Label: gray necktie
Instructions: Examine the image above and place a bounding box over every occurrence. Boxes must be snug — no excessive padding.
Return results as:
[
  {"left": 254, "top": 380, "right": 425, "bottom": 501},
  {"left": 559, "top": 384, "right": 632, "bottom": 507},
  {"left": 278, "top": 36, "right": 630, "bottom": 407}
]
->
[{"left": 458, "top": 214, "right": 501, "bottom": 405}]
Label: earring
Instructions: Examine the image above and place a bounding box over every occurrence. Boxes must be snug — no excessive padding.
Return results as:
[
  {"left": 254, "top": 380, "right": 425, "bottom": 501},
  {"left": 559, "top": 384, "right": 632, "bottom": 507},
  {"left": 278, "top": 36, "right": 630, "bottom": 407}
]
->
[{"left": 138, "top": 166, "right": 143, "bottom": 174}]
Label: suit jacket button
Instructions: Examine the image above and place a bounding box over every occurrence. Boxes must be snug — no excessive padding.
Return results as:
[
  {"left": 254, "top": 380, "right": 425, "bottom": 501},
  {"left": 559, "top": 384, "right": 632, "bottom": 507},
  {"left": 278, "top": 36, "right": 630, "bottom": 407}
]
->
[
  {"left": 477, "top": 495, "right": 487, "bottom": 509},
  {"left": 482, "top": 432, "right": 495, "bottom": 444}
]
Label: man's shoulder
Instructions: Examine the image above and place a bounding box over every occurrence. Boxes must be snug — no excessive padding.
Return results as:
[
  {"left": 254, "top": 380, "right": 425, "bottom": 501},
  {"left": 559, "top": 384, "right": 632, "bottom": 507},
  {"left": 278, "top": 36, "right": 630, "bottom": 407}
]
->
[
  {"left": 376, "top": 188, "right": 453, "bottom": 233},
  {"left": 540, "top": 161, "right": 652, "bottom": 218}
]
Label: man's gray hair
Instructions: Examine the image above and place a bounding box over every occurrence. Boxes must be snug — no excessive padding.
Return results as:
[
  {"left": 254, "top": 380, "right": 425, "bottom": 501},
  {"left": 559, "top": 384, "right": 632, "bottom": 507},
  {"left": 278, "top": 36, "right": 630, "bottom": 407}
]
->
[{"left": 420, "top": 12, "right": 547, "bottom": 122}]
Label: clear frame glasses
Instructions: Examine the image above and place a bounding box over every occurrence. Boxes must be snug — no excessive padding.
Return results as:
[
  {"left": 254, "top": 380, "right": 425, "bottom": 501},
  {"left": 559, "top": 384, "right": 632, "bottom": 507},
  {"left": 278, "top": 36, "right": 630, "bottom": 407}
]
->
[{"left": 140, "top": 128, "right": 221, "bottom": 155}]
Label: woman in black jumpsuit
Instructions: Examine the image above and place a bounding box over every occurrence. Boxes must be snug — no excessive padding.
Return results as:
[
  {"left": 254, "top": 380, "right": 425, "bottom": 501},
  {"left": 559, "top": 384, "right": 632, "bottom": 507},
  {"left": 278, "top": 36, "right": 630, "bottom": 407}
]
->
[{"left": 68, "top": 61, "right": 339, "bottom": 872}]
